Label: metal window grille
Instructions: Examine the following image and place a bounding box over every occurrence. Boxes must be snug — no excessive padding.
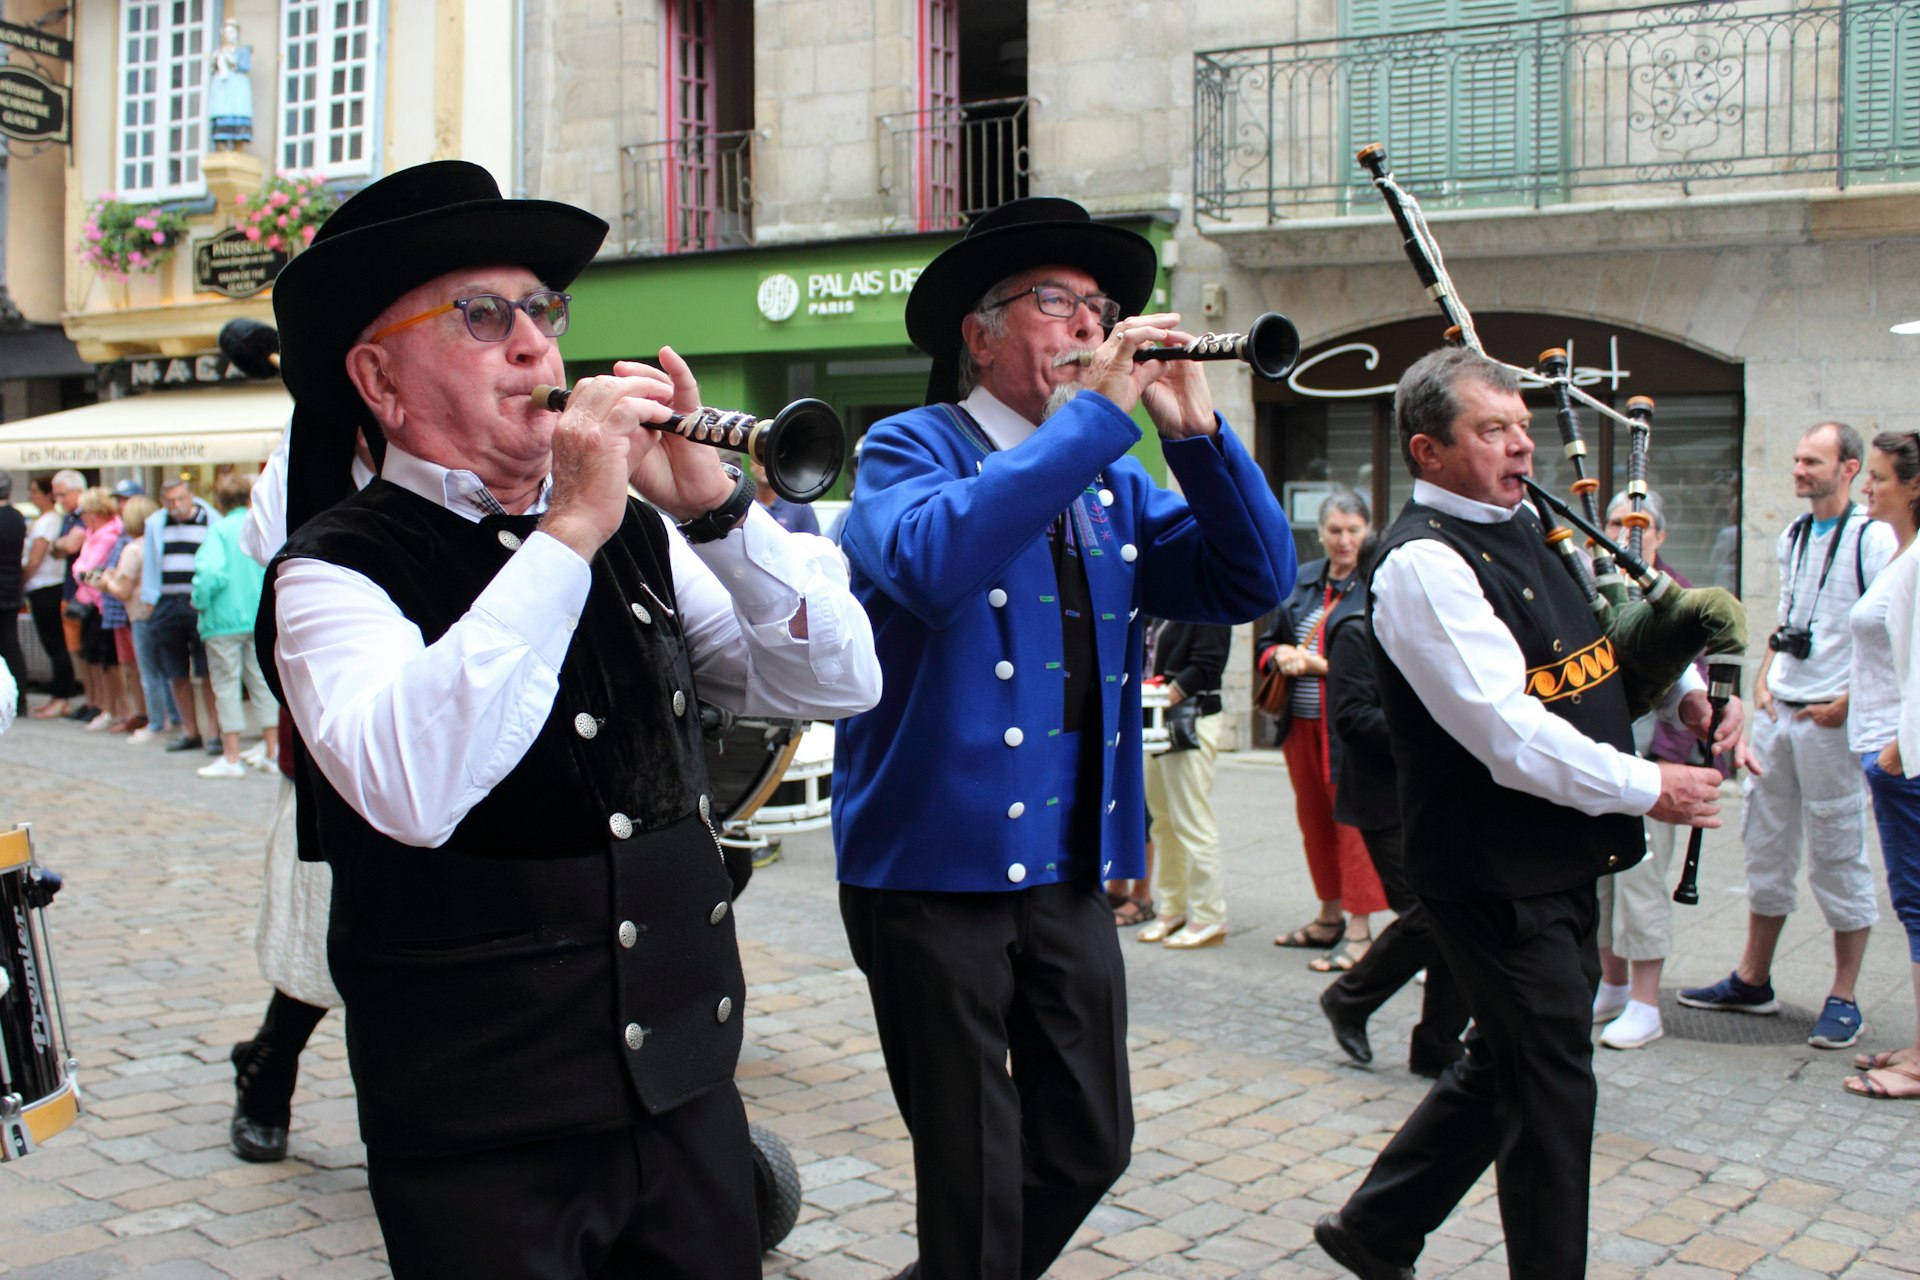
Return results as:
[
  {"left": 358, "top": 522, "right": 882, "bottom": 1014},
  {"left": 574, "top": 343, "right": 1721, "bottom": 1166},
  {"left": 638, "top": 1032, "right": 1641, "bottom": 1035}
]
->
[
  {"left": 1194, "top": 0, "right": 1920, "bottom": 222},
  {"left": 117, "top": 0, "right": 211, "bottom": 197},
  {"left": 879, "top": 96, "right": 1033, "bottom": 231},
  {"left": 664, "top": 0, "right": 719, "bottom": 253},
  {"left": 280, "top": 0, "right": 372, "bottom": 177}
]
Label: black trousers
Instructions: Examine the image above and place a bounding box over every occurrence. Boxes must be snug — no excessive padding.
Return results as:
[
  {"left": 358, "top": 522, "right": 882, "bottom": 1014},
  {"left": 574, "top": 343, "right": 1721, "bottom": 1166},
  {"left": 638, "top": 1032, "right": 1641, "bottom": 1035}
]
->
[
  {"left": 0, "top": 603, "right": 26, "bottom": 714},
  {"left": 1321, "top": 825, "right": 1471, "bottom": 1073},
  {"left": 841, "top": 880, "right": 1132, "bottom": 1280},
  {"left": 1339, "top": 885, "right": 1601, "bottom": 1280},
  {"left": 364, "top": 1083, "right": 758, "bottom": 1280},
  {"left": 25, "top": 585, "right": 78, "bottom": 699}
]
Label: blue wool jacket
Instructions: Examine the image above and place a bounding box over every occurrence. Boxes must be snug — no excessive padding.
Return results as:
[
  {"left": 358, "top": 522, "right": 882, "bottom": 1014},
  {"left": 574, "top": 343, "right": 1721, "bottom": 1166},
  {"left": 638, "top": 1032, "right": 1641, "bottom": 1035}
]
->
[{"left": 833, "top": 391, "right": 1296, "bottom": 893}]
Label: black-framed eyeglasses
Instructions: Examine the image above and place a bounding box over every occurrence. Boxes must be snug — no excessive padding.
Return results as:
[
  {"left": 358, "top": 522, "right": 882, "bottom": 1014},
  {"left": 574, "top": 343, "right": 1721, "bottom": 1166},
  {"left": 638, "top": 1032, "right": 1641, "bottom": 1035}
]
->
[
  {"left": 370, "top": 289, "right": 572, "bottom": 344},
  {"left": 984, "top": 284, "right": 1122, "bottom": 329}
]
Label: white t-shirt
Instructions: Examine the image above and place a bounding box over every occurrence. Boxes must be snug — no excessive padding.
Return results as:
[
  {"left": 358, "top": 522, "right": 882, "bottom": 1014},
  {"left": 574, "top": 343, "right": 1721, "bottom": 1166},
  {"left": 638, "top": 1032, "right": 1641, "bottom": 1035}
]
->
[
  {"left": 1848, "top": 541, "right": 1910, "bottom": 753},
  {"left": 1769, "top": 507, "right": 1897, "bottom": 704},
  {"left": 22, "top": 510, "right": 65, "bottom": 593}
]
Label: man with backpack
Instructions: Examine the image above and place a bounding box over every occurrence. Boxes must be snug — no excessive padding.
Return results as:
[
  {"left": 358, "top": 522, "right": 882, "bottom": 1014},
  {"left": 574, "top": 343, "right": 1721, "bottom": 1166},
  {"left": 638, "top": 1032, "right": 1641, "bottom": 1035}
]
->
[{"left": 1681, "top": 421, "right": 1896, "bottom": 1049}]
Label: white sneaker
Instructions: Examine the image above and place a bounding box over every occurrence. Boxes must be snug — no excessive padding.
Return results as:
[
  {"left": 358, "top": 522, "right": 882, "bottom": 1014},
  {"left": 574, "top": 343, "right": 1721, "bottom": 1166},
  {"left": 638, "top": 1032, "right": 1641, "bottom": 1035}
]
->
[
  {"left": 1599, "top": 1000, "right": 1664, "bottom": 1050},
  {"left": 197, "top": 757, "right": 248, "bottom": 779},
  {"left": 240, "top": 742, "right": 267, "bottom": 767},
  {"left": 126, "top": 727, "right": 154, "bottom": 746},
  {"left": 1592, "top": 981, "right": 1632, "bottom": 1024}
]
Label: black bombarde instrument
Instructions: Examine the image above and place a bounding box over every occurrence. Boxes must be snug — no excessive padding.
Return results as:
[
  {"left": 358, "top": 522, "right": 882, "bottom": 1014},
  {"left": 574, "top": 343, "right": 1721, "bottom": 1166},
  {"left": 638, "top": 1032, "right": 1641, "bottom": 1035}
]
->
[
  {"left": 1673, "top": 658, "right": 1742, "bottom": 906},
  {"left": 1089, "top": 312, "right": 1302, "bottom": 383},
  {"left": 531, "top": 386, "right": 846, "bottom": 505},
  {"left": 1359, "top": 141, "right": 1750, "bottom": 721}
]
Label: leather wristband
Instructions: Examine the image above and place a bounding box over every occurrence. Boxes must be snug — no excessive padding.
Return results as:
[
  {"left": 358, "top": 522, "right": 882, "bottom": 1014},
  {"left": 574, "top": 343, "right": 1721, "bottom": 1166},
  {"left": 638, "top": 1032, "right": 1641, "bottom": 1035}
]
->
[{"left": 676, "top": 463, "right": 754, "bottom": 544}]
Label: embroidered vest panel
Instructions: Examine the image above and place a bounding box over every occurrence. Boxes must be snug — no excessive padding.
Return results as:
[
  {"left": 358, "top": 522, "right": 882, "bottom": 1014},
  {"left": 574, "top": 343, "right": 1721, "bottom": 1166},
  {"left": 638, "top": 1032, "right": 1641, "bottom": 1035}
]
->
[
  {"left": 1368, "top": 501, "right": 1645, "bottom": 901},
  {"left": 259, "top": 481, "right": 743, "bottom": 1157}
]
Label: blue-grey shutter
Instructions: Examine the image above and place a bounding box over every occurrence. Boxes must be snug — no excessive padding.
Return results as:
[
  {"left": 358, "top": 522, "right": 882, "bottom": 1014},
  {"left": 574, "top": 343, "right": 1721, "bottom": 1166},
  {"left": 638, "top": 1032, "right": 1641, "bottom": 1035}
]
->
[{"left": 1845, "top": 0, "right": 1920, "bottom": 183}]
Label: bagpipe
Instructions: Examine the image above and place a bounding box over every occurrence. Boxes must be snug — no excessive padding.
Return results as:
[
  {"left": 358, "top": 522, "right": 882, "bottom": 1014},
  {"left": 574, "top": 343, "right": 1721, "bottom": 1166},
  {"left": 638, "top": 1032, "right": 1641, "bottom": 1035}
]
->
[{"left": 1355, "top": 144, "right": 1747, "bottom": 903}]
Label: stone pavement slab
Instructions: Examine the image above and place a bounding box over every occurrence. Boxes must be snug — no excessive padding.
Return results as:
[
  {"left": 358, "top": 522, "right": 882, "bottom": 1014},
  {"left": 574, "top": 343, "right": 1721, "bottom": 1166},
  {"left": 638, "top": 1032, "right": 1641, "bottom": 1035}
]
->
[{"left": 3, "top": 720, "right": 1916, "bottom": 1277}]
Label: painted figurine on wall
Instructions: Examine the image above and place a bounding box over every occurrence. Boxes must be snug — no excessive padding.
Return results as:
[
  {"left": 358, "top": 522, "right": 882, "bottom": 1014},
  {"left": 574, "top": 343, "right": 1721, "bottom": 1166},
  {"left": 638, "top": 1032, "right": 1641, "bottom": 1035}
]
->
[{"left": 209, "top": 19, "right": 253, "bottom": 150}]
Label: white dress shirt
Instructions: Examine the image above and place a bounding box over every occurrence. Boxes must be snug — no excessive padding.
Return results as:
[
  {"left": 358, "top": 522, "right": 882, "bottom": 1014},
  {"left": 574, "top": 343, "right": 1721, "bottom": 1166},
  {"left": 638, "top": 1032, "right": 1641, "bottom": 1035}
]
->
[
  {"left": 273, "top": 444, "right": 880, "bottom": 847},
  {"left": 1372, "top": 478, "right": 1665, "bottom": 818}
]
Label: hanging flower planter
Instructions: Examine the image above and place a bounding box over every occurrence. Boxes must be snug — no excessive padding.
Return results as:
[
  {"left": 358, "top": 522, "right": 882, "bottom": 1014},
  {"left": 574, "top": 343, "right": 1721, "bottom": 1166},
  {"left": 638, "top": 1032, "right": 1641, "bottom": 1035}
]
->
[
  {"left": 234, "top": 172, "right": 338, "bottom": 254},
  {"left": 78, "top": 195, "right": 191, "bottom": 280}
]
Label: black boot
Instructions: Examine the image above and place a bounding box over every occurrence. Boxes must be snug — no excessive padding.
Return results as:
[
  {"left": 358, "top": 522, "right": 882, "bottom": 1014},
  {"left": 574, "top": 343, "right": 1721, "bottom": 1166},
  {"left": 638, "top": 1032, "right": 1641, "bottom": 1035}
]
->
[
  {"left": 229, "top": 991, "right": 327, "bottom": 1162},
  {"left": 230, "top": 1038, "right": 295, "bottom": 1162}
]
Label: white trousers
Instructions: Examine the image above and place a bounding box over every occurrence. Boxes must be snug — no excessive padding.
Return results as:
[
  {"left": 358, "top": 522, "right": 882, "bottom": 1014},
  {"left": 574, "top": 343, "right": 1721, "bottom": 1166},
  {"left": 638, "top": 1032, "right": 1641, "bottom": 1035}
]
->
[
  {"left": 1146, "top": 712, "right": 1225, "bottom": 926},
  {"left": 1740, "top": 708, "right": 1878, "bottom": 930}
]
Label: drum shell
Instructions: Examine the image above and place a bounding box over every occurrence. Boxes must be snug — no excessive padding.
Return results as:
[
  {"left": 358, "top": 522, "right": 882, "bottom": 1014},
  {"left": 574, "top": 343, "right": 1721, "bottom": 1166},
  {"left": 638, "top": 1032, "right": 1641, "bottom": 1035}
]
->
[{"left": 0, "top": 862, "right": 63, "bottom": 1104}]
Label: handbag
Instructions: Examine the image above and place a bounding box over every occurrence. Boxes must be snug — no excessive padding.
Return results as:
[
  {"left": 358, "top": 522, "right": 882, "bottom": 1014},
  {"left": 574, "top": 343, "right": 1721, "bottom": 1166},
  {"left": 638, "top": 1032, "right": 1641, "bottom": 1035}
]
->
[
  {"left": 1254, "top": 665, "right": 1290, "bottom": 718},
  {"left": 1164, "top": 698, "right": 1204, "bottom": 752}
]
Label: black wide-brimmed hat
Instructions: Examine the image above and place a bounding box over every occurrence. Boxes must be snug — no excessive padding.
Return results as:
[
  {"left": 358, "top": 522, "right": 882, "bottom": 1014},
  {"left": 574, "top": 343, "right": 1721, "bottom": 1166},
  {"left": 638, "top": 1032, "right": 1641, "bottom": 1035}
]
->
[
  {"left": 271, "top": 160, "right": 608, "bottom": 531},
  {"left": 905, "top": 196, "right": 1158, "bottom": 404}
]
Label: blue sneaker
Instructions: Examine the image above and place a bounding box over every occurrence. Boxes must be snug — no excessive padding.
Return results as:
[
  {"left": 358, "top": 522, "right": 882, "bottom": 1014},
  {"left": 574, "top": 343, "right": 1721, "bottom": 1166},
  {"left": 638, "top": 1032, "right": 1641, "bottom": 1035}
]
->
[
  {"left": 1808, "top": 996, "right": 1865, "bottom": 1049},
  {"left": 1677, "top": 970, "right": 1780, "bottom": 1014}
]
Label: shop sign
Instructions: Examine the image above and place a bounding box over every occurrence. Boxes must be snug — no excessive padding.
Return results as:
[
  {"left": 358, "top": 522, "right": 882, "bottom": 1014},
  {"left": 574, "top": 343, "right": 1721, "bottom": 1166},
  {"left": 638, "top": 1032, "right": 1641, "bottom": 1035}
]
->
[
  {"left": 0, "top": 65, "right": 68, "bottom": 144},
  {"left": 758, "top": 266, "right": 924, "bottom": 321},
  {"left": 0, "top": 19, "right": 71, "bottom": 61},
  {"left": 192, "top": 228, "right": 289, "bottom": 298},
  {"left": 121, "top": 353, "right": 255, "bottom": 390},
  {"left": 1286, "top": 333, "right": 1630, "bottom": 400}
]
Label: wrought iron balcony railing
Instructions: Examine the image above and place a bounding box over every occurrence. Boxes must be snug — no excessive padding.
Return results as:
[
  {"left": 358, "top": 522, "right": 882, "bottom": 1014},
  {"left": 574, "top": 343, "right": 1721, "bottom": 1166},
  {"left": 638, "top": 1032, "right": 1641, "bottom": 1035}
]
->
[
  {"left": 877, "top": 96, "right": 1034, "bottom": 231},
  {"left": 1195, "top": 1, "right": 1919, "bottom": 222},
  {"left": 621, "top": 128, "right": 756, "bottom": 255}
]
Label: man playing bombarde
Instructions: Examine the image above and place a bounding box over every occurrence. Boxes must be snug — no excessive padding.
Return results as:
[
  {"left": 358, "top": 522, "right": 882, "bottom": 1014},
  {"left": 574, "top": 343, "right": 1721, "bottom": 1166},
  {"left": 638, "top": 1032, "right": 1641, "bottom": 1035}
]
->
[
  {"left": 833, "top": 197, "right": 1295, "bottom": 1279},
  {"left": 262, "top": 160, "right": 880, "bottom": 1278}
]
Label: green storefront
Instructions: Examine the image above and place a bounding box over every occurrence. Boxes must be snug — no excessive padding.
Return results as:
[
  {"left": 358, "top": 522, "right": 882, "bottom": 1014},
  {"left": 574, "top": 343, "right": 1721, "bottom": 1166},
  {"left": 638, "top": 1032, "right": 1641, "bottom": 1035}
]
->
[{"left": 560, "top": 220, "right": 1175, "bottom": 499}]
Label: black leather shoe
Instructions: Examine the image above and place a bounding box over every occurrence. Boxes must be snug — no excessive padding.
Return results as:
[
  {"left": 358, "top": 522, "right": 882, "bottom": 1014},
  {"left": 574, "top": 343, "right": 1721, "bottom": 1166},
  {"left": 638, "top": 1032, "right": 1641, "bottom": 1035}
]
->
[
  {"left": 1314, "top": 1212, "right": 1414, "bottom": 1279},
  {"left": 164, "top": 735, "right": 205, "bottom": 752},
  {"left": 230, "top": 1113, "right": 288, "bottom": 1163},
  {"left": 1321, "top": 989, "right": 1373, "bottom": 1065}
]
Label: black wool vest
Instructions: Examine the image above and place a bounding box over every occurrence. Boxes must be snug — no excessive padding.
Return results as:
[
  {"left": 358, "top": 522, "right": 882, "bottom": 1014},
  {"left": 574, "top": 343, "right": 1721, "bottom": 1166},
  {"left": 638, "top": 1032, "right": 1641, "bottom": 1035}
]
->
[
  {"left": 258, "top": 480, "right": 744, "bottom": 1158},
  {"left": 1367, "top": 500, "right": 1645, "bottom": 902}
]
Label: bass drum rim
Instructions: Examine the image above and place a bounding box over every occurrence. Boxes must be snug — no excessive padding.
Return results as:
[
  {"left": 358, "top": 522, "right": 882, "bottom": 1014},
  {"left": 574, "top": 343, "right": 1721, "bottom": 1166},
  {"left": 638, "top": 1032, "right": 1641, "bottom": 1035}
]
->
[{"left": 703, "top": 713, "right": 807, "bottom": 829}]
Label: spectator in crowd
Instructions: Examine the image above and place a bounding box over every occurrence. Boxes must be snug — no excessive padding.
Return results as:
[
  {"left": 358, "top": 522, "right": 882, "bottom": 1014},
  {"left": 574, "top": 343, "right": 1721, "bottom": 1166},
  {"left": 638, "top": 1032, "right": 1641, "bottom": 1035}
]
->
[
  {"left": 144, "top": 477, "right": 219, "bottom": 753},
  {"left": 0, "top": 474, "right": 26, "bottom": 719},
  {"left": 1682, "top": 422, "right": 1894, "bottom": 1050},
  {"left": 1257, "top": 490, "right": 1387, "bottom": 969},
  {"left": 1849, "top": 431, "right": 1920, "bottom": 1099},
  {"left": 192, "top": 472, "right": 277, "bottom": 780},
  {"left": 95, "top": 490, "right": 146, "bottom": 733},
  {"left": 1318, "top": 534, "right": 1470, "bottom": 1077},
  {"left": 22, "top": 476, "right": 82, "bottom": 719},
  {"left": 71, "top": 486, "right": 127, "bottom": 731},
  {"left": 46, "top": 470, "right": 94, "bottom": 721},
  {"left": 101, "top": 495, "right": 174, "bottom": 745},
  {"left": 750, "top": 456, "right": 821, "bottom": 535},
  {"left": 1591, "top": 489, "right": 1699, "bottom": 1050},
  {"left": 1138, "top": 618, "right": 1233, "bottom": 948}
]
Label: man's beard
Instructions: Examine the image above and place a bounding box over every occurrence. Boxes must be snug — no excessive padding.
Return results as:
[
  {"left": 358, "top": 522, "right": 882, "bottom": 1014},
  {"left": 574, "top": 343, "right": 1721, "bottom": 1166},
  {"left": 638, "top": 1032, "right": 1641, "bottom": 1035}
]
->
[{"left": 1042, "top": 383, "right": 1082, "bottom": 422}]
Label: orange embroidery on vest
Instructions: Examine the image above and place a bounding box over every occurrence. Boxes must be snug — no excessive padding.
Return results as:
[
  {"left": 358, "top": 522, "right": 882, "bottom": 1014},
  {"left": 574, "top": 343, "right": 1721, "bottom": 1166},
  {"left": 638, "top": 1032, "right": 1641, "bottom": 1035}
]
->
[{"left": 1526, "top": 635, "right": 1618, "bottom": 703}]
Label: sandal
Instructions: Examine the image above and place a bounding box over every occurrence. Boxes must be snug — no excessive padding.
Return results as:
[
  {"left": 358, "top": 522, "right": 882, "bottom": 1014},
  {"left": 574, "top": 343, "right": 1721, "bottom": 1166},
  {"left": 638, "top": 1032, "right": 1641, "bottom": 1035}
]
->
[
  {"left": 1854, "top": 1047, "right": 1919, "bottom": 1071},
  {"left": 1843, "top": 1064, "right": 1920, "bottom": 1100},
  {"left": 1112, "top": 896, "right": 1155, "bottom": 927},
  {"left": 1309, "top": 940, "right": 1372, "bottom": 973},
  {"left": 1275, "top": 918, "right": 1344, "bottom": 949}
]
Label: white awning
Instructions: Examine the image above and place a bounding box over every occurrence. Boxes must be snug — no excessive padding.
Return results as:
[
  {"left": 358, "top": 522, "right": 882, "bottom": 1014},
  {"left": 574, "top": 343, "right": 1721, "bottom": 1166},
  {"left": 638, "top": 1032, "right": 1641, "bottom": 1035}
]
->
[{"left": 0, "top": 385, "right": 291, "bottom": 470}]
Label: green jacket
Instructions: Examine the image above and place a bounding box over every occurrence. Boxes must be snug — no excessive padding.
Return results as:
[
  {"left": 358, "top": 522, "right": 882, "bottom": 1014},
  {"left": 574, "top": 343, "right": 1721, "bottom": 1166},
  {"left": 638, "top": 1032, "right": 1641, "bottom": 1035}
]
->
[{"left": 191, "top": 508, "right": 266, "bottom": 639}]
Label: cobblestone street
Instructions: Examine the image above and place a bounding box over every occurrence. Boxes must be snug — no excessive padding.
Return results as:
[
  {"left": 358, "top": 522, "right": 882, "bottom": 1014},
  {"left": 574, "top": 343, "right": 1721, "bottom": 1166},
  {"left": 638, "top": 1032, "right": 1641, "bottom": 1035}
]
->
[{"left": 2, "top": 714, "right": 1917, "bottom": 1278}]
